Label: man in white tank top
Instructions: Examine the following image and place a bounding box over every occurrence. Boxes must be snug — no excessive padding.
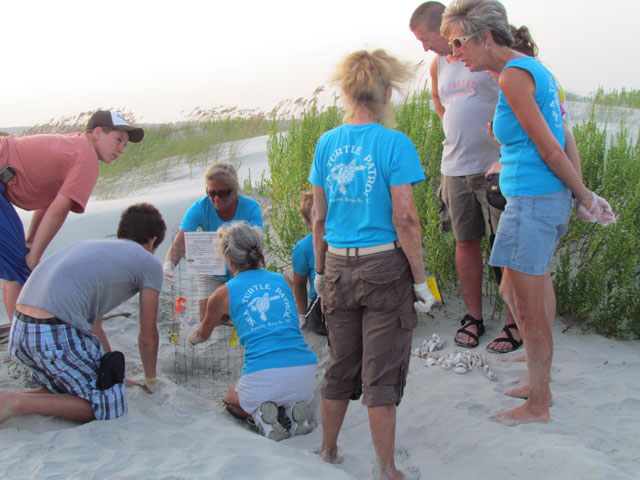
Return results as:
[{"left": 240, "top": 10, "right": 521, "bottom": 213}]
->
[{"left": 410, "top": 2, "right": 521, "bottom": 354}]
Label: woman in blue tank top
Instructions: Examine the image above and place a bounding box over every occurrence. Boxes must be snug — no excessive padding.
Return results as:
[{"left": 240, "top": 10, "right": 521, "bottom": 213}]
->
[
  {"left": 442, "top": 0, "right": 615, "bottom": 427},
  {"left": 188, "top": 222, "right": 317, "bottom": 441}
]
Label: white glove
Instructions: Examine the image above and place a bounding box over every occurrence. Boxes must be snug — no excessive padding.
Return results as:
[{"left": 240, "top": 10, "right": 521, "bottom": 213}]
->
[
  {"left": 413, "top": 282, "right": 436, "bottom": 314},
  {"left": 163, "top": 261, "right": 175, "bottom": 287},
  {"left": 574, "top": 192, "right": 616, "bottom": 226},
  {"left": 314, "top": 272, "right": 325, "bottom": 299},
  {"left": 143, "top": 375, "right": 158, "bottom": 394},
  {"left": 298, "top": 314, "right": 307, "bottom": 329},
  {"left": 189, "top": 329, "right": 206, "bottom": 345}
]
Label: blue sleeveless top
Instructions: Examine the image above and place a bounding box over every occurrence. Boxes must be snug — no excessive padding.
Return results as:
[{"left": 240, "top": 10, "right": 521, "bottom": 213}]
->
[
  {"left": 493, "top": 57, "right": 566, "bottom": 196},
  {"left": 226, "top": 269, "right": 317, "bottom": 375}
]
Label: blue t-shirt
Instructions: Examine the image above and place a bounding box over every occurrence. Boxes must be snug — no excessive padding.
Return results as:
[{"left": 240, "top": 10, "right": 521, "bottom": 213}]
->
[
  {"left": 226, "top": 269, "right": 317, "bottom": 375},
  {"left": 180, "top": 194, "right": 263, "bottom": 232},
  {"left": 180, "top": 194, "right": 263, "bottom": 280},
  {"left": 493, "top": 57, "right": 567, "bottom": 197},
  {"left": 291, "top": 233, "right": 316, "bottom": 299},
  {"left": 308, "top": 123, "right": 425, "bottom": 247}
]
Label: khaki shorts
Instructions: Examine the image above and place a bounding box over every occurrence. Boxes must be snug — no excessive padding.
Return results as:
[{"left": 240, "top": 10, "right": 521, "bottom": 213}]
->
[
  {"left": 320, "top": 248, "right": 416, "bottom": 407},
  {"left": 196, "top": 275, "right": 227, "bottom": 300},
  {"left": 438, "top": 173, "right": 502, "bottom": 242}
]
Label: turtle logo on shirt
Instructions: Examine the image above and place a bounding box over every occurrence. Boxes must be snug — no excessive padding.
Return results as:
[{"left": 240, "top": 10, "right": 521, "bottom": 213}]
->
[
  {"left": 330, "top": 159, "right": 367, "bottom": 195},
  {"left": 247, "top": 292, "right": 283, "bottom": 322}
]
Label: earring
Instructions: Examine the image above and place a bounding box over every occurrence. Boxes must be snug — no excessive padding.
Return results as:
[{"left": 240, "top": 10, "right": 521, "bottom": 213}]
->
[{"left": 485, "top": 44, "right": 491, "bottom": 49}]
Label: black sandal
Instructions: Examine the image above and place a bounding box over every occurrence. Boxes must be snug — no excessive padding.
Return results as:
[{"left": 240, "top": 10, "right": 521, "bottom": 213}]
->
[
  {"left": 486, "top": 324, "right": 523, "bottom": 353},
  {"left": 454, "top": 314, "right": 485, "bottom": 348}
]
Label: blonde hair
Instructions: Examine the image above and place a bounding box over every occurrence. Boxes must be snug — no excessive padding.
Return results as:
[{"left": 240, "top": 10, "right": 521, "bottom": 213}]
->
[
  {"left": 204, "top": 161, "right": 240, "bottom": 197},
  {"left": 332, "top": 49, "right": 414, "bottom": 124},
  {"left": 299, "top": 191, "right": 313, "bottom": 227},
  {"left": 441, "top": 0, "right": 512, "bottom": 47},
  {"left": 218, "top": 222, "right": 265, "bottom": 272}
]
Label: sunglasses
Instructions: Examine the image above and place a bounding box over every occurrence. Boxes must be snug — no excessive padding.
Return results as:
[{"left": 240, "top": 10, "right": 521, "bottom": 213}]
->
[
  {"left": 449, "top": 31, "right": 480, "bottom": 50},
  {"left": 207, "top": 188, "right": 232, "bottom": 199}
]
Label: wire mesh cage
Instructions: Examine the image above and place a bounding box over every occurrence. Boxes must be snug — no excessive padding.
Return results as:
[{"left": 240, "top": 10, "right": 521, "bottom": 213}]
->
[{"left": 166, "top": 261, "right": 244, "bottom": 401}]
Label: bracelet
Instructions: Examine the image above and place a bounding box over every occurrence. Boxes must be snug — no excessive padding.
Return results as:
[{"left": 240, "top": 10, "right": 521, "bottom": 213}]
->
[{"left": 315, "top": 269, "right": 325, "bottom": 275}]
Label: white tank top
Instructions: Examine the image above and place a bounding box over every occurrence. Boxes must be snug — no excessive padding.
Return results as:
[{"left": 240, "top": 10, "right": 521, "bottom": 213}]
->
[{"left": 437, "top": 56, "right": 500, "bottom": 176}]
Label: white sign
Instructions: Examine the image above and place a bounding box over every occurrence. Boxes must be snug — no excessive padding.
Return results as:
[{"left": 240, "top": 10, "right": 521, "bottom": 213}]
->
[{"left": 184, "top": 232, "right": 226, "bottom": 276}]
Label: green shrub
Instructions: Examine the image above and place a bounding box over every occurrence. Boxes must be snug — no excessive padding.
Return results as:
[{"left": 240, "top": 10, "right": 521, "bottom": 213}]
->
[
  {"left": 264, "top": 98, "right": 342, "bottom": 265},
  {"left": 554, "top": 109, "right": 640, "bottom": 339},
  {"left": 396, "top": 89, "right": 457, "bottom": 288}
]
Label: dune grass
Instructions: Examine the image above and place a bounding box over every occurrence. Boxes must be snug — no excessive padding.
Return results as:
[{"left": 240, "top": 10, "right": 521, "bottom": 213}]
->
[
  {"left": 265, "top": 90, "right": 640, "bottom": 339},
  {"left": 16, "top": 90, "right": 640, "bottom": 338}
]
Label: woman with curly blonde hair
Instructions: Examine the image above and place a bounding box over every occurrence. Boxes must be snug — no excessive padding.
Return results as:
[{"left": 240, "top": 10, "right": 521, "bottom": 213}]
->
[{"left": 310, "top": 49, "right": 434, "bottom": 479}]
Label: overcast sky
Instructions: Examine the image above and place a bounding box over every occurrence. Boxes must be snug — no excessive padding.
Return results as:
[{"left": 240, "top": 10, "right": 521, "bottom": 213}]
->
[{"left": 1, "top": 0, "right": 637, "bottom": 128}]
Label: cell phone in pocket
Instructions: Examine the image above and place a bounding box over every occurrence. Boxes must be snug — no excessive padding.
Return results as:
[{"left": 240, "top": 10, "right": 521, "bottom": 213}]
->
[{"left": 0, "top": 165, "right": 16, "bottom": 185}]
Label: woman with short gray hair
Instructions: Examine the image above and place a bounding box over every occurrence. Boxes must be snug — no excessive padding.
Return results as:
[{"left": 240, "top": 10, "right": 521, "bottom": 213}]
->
[{"left": 189, "top": 222, "right": 318, "bottom": 441}]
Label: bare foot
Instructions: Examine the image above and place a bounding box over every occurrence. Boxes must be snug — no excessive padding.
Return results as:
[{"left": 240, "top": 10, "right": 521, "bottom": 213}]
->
[
  {"left": 125, "top": 378, "right": 143, "bottom": 388},
  {"left": 507, "top": 354, "right": 527, "bottom": 363},
  {"left": 373, "top": 466, "right": 406, "bottom": 480},
  {"left": 316, "top": 446, "right": 344, "bottom": 464},
  {"left": 504, "top": 384, "right": 530, "bottom": 399},
  {"left": 490, "top": 402, "right": 550, "bottom": 426},
  {"left": 504, "top": 385, "right": 553, "bottom": 406},
  {"left": 0, "top": 391, "right": 17, "bottom": 425}
]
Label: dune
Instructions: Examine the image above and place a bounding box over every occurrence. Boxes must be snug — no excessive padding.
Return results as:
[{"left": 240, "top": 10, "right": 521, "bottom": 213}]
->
[{"left": 1, "top": 135, "right": 639, "bottom": 479}]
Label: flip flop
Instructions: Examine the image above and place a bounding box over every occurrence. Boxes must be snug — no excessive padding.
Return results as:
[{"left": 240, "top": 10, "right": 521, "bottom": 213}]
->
[
  {"left": 454, "top": 314, "right": 484, "bottom": 348},
  {"left": 486, "top": 324, "right": 523, "bottom": 354}
]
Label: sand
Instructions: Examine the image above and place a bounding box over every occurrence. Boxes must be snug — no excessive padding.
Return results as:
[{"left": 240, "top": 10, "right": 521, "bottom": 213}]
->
[{"left": 1, "top": 135, "right": 639, "bottom": 479}]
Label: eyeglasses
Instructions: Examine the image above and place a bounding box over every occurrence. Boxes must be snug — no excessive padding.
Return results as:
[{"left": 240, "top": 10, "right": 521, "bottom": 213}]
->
[
  {"left": 449, "top": 31, "right": 480, "bottom": 50},
  {"left": 207, "top": 189, "right": 232, "bottom": 199}
]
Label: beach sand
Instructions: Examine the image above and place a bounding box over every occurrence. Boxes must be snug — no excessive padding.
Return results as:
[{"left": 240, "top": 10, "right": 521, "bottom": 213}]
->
[{"left": 1, "top": 136, "right": 639, "bottom": 479}]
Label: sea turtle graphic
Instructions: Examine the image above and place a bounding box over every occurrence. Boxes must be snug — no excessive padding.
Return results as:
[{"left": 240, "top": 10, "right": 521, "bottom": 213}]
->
[
  {"left": 247, "top": 292, "right": 282, "bottom": 321},
  {"left": 330, "top": 159, "right": 366, "bottom": 195}
]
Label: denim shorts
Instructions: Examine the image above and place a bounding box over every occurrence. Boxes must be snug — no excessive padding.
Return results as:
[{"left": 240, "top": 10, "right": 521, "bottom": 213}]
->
[{"left": 489, "top": 189, "right": 572, "bottom": 275}]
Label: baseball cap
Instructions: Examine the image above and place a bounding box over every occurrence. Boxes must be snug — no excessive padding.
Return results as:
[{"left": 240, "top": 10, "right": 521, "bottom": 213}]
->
[{"left": 86, "top": 110, "right": 144, "bottom": 143}]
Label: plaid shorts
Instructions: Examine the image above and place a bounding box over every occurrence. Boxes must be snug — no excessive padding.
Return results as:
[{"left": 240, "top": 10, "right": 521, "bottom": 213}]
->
[{"left": 9, "top": 314, "right": 127, "bottom": 420}]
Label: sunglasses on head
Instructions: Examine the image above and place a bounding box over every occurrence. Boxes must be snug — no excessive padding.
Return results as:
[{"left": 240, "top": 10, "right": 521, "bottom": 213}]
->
[
  {"left": 449, "top": 31, "right": 480, "bottom": 50},
  {"left": 207, "top": 188, "right": 232, "bottom": 199}
]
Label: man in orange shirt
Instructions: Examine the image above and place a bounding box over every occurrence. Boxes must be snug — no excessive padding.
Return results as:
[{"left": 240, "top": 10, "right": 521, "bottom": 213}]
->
[{"left": 0, "top": 110, "right": 144, "bottom": 320}]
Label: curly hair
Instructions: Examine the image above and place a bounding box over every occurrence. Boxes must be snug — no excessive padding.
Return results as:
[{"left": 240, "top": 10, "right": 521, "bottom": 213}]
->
[
  {"left": 117, "top": 203, "right": 166, "bottom": 250},
  {"left": 333, "top": 49, "right": 414, "bottom": 124}
]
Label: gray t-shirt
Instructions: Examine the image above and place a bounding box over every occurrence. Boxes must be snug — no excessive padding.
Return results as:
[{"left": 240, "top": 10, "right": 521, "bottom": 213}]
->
[
  {"left": 437, "top": 56, "right": 500, "bottom": 176},
  {"left": 18, "top": 239, "right": 163, "bottom": 334}
]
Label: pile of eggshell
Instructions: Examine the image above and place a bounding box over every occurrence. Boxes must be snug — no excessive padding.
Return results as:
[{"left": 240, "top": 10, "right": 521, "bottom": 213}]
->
[{"left": 413, "top": 339, "right": 497, "bottom": 380}]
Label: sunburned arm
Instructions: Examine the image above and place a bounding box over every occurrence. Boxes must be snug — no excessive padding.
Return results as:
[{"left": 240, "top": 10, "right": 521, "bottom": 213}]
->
[
  {"left": 24, "top": 209, "right": 46, "bottom": 249},
  {"left": 164, "top": 229, "right": 186, "bottom": 266},
  {"left": 138, "top": 287, "right": 160, "bottom": 380},
  {"left": 92, "top": 317, "right": 112, "bottom": 352},
  {"left": 391, "top": 184, "right": 426, "bottom": 285},
  {"left": 292, "top": 272, "right": 309, "bottom": 316},
  {"left": 311, "top": 185, "right": 328, "bottom": 274},
  {"left": 430, "top": 57, "right": 445, "bottom": 121},
  {"left": 24, "top": 194, "right": 74, "bottom": 271},
  {"left": 563, "top": 125, "right": 582, "bottom": 178},
  {"left": 499, "top": 68, "right": 591, "bottom": 206},
  {"left": 196, "top": 285, "right": 230, "bottom": 340}
]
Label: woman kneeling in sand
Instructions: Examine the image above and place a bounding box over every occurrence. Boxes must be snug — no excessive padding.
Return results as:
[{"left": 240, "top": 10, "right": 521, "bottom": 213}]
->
[{"left": 189, "top": 221, "right": 318, "bottom": 441}]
